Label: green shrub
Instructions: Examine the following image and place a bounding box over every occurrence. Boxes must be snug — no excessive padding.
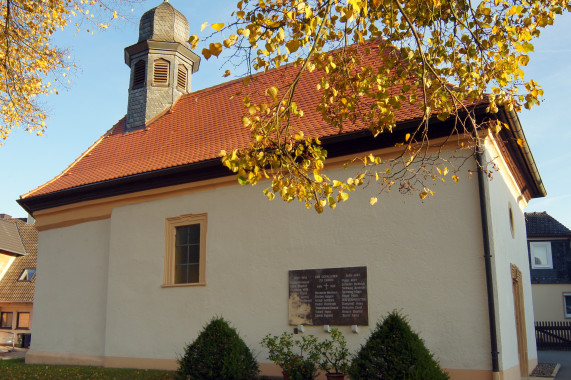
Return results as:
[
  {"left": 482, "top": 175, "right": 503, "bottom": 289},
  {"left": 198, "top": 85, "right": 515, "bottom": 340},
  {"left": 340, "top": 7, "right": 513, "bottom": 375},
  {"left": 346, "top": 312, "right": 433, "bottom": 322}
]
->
[
  {"left": 261, "top": 332, "right": 319, "bottom": 380},
  {"left": 349, "top": 311, "right": 449, "bottom": 380},
  {"left": 317, "top": 328, "right": 351, "bottom": 375},
  {"left": 177, "top": 317, "right": 259, "bottom": 380}
]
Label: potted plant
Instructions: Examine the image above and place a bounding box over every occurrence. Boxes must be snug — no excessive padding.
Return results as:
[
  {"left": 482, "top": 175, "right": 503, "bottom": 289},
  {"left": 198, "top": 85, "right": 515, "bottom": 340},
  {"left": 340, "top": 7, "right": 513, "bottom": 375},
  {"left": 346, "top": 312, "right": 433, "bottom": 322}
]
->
[
  {"left": 261, "top": 332, "right": 319, "bottom": 380},
  {"left": 317, "top": 328, "right": 351, "bottom": 380}
]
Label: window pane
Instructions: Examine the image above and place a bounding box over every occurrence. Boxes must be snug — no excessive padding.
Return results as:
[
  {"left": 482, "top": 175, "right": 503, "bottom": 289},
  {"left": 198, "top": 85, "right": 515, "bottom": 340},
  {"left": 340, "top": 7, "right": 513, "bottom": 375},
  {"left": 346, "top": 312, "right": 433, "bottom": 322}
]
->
[
  {"left": 175, "top": 226, "right": 189, "bottom": 245},
  {"left": 17, "top": 313, "right": 30, "bottom": 329},
  {"left": 188, "top": 264, "right": 199, "bottom": 283},
  {"left": 1, "top": 312, "right": 13, "bottom": 328},
  {"left": 188, "top": 224, "right": 200, "bottom": 244},
  {"left": 189, "top": 245, "right": 200, "bottom": 264},
  {"left": 175, "top": 246, "right": 188, "bottom": 266},
  {"left": 175, "top": 264, "right": 188, "bottom": 284},
  {"left": 534, "top": 246, "right": 548, "bottom": 263}
]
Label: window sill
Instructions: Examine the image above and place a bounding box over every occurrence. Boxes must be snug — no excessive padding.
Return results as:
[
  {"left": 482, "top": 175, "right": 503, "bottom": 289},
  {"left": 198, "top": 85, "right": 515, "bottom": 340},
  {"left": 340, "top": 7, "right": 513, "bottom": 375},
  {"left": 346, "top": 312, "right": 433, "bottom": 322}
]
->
[{"left": 161, "top": 282, "right": 207, "bottom": 288}]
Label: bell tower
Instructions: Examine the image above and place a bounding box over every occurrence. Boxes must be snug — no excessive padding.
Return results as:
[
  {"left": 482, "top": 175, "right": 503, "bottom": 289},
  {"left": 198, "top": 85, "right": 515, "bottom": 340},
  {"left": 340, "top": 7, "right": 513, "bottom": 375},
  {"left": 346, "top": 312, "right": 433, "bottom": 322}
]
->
[{"left": 124, "top": 0, "right": 200, "bottom": 132}]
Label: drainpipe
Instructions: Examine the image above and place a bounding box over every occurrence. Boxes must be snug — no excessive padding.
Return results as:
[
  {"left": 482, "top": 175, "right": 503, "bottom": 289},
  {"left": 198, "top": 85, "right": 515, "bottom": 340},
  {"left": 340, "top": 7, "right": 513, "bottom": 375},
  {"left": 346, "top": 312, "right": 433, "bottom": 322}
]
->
[{"left": 476, "top": 149, "right": 500, "bottom": 379}]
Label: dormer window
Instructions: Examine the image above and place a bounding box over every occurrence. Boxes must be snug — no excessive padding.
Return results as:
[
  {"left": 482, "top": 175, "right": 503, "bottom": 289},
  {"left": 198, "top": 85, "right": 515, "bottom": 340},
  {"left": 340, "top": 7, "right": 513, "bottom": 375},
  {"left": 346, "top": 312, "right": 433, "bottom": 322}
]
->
[
  {"left": 18, "top": 268, "right": 36, "bottom": 281},
  {"left": 530, "top": 242, "right": 552, "bottom": 269},
  {"left": 133, "top": 60, "right": 146, "bottom": 89},
  {"left": 153, "top": 58, "right": 170, "bottom": 86},
  {"left": 177, "top": 64, "right": 188, "bottom": 92}
]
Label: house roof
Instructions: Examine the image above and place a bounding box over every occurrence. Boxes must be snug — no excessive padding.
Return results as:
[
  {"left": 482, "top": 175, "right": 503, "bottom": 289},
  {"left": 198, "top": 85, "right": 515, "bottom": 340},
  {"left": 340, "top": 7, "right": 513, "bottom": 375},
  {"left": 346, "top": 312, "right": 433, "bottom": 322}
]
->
[
  {"left": 0, "top": 218, "right": 37, "bottom": 303},
  {"left": 0, "top": 219, "right": 26, "bottom": 256},
  {"left": 17, "top": 39, "right": 545, "bottom": 214},
  {"left": 525, "top": 212, "right": 571, "bottom": 238}
]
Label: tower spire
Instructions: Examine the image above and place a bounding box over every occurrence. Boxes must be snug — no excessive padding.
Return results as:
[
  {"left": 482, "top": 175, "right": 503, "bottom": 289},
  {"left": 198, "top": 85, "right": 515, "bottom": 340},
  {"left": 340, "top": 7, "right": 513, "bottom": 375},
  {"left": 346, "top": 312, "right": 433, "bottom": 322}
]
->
[{"left": 124, "top": 2, "right": 200, "bottom": 132}]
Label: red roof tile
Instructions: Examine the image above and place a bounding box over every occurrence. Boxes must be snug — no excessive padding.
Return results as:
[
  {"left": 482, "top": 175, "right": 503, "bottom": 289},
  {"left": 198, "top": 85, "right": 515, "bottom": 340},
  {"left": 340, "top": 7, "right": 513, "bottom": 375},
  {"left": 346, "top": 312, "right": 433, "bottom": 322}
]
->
[{"left": 22, "top": 41, "right": 452, "bottom": 198}]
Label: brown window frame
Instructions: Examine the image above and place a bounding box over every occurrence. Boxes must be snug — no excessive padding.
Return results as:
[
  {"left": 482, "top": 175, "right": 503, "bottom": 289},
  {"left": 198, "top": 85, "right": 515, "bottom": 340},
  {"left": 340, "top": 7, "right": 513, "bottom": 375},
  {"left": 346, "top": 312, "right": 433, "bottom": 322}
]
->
[{"left": 163, "top": 213, "right": 207, "bottom": 287}]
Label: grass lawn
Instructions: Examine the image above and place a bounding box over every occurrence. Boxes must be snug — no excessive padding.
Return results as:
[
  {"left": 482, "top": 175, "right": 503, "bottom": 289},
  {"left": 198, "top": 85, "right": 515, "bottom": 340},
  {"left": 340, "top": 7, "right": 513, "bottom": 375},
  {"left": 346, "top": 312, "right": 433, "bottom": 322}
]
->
[{"left": 0, "top": 358, "right": 176, "bottom": 379}]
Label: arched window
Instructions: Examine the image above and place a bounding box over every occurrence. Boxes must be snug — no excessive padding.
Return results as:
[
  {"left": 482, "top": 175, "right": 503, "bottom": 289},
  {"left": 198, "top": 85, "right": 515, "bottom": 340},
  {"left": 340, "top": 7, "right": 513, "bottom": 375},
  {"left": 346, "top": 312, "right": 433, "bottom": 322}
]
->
[
  {"left": 153, "top": 58, "right": 170, "bottom": 86},
  {"left": 177, "top": 64, "right": 188, "bottom": 92},
  {"left": 132, "top": 60, "right": 146, "bottom": 89}
]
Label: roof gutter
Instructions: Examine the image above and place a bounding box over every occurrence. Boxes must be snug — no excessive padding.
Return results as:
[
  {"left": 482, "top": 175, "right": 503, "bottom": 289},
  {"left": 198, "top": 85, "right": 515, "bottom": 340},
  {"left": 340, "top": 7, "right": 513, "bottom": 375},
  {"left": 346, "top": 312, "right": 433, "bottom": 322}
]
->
[{"left": 504, "top": 108, "right": 546, "bottom": 197}]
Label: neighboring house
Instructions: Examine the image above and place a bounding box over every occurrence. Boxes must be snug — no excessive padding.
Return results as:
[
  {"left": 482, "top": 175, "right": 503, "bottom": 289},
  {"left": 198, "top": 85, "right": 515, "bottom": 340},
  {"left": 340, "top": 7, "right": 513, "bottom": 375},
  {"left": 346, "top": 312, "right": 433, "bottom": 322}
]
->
[
  {"left": 17, "top": 2, "right": 546, "bottom": 380},
  {"left": 0, "top": 214, "right": 37, "bottom": 347},
  {"left": 526, "top": 212, "right": 571, "bottom": 322}
]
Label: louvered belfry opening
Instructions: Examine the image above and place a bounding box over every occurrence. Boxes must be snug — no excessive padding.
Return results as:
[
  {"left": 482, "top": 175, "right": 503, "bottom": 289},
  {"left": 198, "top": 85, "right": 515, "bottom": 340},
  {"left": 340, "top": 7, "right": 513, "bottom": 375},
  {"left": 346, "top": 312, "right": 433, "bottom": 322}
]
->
[
  {"left": 124, "top": 1, "right": 200, "bottom": 132},
  {"left": 177, "top": 64, "right": 187, "bottom": 92},
  {"left": 133, "top": 60, "right": 146, "bottom": 89},
  {"left": 153, "top": 58, "right": 170, "bottom": 86}
]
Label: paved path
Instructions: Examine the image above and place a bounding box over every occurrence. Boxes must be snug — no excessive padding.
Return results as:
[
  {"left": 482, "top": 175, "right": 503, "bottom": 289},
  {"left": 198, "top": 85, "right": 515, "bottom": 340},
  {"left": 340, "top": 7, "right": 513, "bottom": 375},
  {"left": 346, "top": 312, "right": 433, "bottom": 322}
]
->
[
  {"left": 0, "top": 347, "right": 27, "bottom": 360},
  {"left": 538, "top": 351, "right": 571, "bottom": 379}
]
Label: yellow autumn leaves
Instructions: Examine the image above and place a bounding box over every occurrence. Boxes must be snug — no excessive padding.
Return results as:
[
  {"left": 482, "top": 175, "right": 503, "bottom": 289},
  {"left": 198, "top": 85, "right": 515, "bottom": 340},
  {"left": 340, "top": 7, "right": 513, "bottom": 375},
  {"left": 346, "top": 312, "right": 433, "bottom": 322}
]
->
[
  {"left": 191, "top": 0, "right": 568, "bottom": 212},
  {"left": 0, "top": 0, "right": 131, "bottom": 142}
]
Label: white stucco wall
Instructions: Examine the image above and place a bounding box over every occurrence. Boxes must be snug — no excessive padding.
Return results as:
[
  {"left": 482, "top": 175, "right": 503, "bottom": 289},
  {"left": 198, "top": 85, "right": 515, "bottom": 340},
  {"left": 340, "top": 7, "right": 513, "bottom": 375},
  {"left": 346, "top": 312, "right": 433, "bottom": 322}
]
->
[
  {"left": 30, "top": 143, "right": 540, "bottom": 375},
  {"left": 482, "top": 140, "right": 538, "bottom": 373},
  {"left": 31, "top": 219, "right": 111, "bottom": 357},
  {"left": 94, "top": 158, "right": 495, "bottom": 371}
]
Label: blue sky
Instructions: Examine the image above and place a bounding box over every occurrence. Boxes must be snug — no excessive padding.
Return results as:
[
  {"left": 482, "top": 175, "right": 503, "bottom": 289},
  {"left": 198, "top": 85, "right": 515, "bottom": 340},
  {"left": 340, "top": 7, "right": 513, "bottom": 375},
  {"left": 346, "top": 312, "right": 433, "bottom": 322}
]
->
[{"left": 1, "top": 0, "right": 570, "bottom": 229}]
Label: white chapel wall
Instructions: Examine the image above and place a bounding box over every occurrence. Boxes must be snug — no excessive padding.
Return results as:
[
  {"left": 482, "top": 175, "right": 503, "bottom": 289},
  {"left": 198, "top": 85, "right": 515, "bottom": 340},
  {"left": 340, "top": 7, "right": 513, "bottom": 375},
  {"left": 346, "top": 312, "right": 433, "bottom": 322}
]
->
[
  {"left": 100, "top": 159, "right": 494, "bottom": 372},
  {"left": 29, "top": 219, "right": 111, "bottom": 361},
  {"left": 483, "top": 138, "right": 538, "bottom": 375}
]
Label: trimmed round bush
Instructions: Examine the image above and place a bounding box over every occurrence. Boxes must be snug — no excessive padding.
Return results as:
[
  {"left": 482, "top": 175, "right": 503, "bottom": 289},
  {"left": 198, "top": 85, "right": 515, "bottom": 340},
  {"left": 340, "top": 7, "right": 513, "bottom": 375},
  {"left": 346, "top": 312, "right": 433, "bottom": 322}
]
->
[
  {"left": 349, "top": 311, "right": 449, "bottom": 380},
  {"left": 177, "top": 316, "right": 259, "bottom": 380}
]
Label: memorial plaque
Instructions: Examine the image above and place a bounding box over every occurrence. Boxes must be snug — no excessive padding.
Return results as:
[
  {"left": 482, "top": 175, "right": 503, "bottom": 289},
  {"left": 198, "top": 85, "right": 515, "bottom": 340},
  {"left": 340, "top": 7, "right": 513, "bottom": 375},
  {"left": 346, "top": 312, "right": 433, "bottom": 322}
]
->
[{"left": 289, "top": 266, "right": 368, "bottom": 326}]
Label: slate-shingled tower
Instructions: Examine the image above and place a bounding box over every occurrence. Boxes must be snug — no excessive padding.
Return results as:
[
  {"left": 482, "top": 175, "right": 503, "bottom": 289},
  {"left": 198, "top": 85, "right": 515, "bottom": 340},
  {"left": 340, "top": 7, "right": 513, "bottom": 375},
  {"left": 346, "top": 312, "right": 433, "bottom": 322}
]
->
[{"left": 124, "top": 0, "right": 200, "bottom": 132}]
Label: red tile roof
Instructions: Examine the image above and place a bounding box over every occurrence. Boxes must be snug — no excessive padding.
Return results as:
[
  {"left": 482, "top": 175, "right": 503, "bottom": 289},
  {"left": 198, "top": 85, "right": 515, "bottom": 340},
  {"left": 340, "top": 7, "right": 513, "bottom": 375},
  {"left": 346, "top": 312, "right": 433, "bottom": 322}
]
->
[{"left": 22, "top": 41, "right": 462, "bottom": 198}]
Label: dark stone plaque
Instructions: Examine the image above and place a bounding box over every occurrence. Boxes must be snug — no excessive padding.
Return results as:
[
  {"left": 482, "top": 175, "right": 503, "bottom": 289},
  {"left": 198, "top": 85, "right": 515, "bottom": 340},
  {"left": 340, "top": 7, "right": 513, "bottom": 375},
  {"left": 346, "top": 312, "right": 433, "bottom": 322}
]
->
[{"left": 289, "top": 266, "right": 368, "bottom": 326}]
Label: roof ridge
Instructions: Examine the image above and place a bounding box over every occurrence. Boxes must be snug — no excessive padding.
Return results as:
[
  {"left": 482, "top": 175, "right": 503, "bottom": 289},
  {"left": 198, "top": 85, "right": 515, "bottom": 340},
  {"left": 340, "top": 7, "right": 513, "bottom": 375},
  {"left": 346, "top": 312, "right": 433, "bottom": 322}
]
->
[{"left": 177, "top": 39, "right": 385, "bottom": 102}]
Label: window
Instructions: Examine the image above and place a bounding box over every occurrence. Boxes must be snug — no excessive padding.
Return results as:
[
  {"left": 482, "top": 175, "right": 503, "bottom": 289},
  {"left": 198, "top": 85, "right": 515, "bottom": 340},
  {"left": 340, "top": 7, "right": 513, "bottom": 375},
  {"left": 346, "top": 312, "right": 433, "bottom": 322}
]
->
[
  {"left": 164, "top": 213, "right": 207, "bottom": 286},
  {"left": 177, "top": 64, "right": 188, "bottom": 92},
  {"left": 564, "top": 293, "right": 571, "bottom": 318},
  {"left": 0, "top": 312, "right": 12, "bottom": 329},
  {"left": 153, "top": 58, "right": 170, "bottom": 86},
  {"left": 133, "top": 59, "right": 146, "bottom": 89},
  {"left": 18, "top": 268, "right": 36, "bottom": 281},
  {"left": 530, "top": 241, "right": 553, "bottom": 269},
  {"left": 17, "top": 312, "right": 30, "bottom": 329}
]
